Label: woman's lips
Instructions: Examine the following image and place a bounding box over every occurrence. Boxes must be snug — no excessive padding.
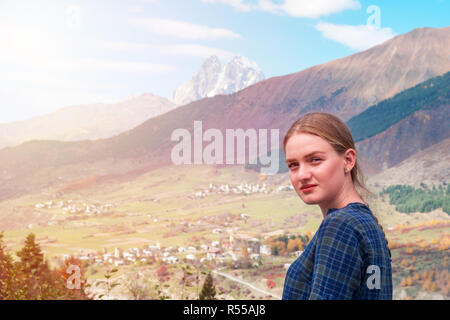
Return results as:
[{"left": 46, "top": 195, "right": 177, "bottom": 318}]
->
[{"left": 300, "top": 184, "right": 317, "bottom": 193}]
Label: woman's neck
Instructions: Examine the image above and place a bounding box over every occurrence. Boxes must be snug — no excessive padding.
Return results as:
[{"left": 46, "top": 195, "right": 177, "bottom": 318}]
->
[{"left": 319, "top": 183, "right": 365, "bottom": 218}]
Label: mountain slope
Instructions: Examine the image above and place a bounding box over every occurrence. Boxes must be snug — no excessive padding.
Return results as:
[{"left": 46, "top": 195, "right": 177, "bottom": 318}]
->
[
  {"left": 0, "top": 93, "right": 176, "bottom": 150},
  {"left": 249, "top": 72, "right": 450, "bottom": 174},
  {"left": 348, "top": 72, "right": 450, "bottom": 142},
  {"left": 368, "top": 137, "right": 450, "bottom": 187},
  {"left": 353, "top": 72, "right": 450, "bottom": 173}
]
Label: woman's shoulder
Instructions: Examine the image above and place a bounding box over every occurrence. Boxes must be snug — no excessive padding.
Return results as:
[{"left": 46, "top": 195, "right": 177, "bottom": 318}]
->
[{"left": 321, "top": 202, "right": 377, "bottom": 235}]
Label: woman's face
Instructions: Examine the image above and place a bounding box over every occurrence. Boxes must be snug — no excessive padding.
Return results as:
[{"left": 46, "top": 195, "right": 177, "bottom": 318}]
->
[{"left": 285, "top": 132, "right": 347, "bottom": 209}]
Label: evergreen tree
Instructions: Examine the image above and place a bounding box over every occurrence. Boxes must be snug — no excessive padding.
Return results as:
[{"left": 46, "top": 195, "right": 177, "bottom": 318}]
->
[
  {"left": 1, "top": 233, "right": 91, "bottom": 300},
  {"left": 16, "top": 233, "right": 45, "bottom": 274},
  {"left": 272, "top": 245, "right": 279, "bottom": 256},
  {"left": 199, "top": 273, "right": 216, "bottom": 300},
  {"left": 15, "top": 233, "right": 53, "bottom": 299},
  {"left": 0, "top": 232, "right": 18, "bottom": 299}
]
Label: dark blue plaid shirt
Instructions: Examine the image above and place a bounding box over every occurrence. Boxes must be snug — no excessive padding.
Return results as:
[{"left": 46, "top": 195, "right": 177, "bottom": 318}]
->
[{"left": 282, "top": 202, "right": 392, "bottom": 300}]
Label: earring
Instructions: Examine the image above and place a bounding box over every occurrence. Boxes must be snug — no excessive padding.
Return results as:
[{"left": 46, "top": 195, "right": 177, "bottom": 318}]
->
[{"left": 344, "top": 167, "right": 348, "bottom": 173}]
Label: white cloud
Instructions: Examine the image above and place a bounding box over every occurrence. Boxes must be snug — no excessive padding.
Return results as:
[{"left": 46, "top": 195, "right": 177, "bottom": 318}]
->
[
  {"left": 95, "top": 40, "right": 152, "bottom": 51},
  {"left": 202, "top": 0, "right": 361, "bottom": 18},
  {"left": 1, "top": 50, "right": 175, "bottom": 73},
  {"left": 315, "top": 22, "right": 396, "bottom": 51},
  {"left": 201, "top": 0, "right": 253, "bottom": 12},
  {"left": 0, "top": 74, "right": 124, "bottom": 123},
  {"left": 75, "top": 58, "right": 175, "bottom": 73},
  {"left": 95, "top": 40, "right": 234, "bottom": 60},
  {"left": 129, "top": 17, "right": 242, "bottom": 40},
  {"left": 159, "top": 44, "right": 235, "bottom": 60}
]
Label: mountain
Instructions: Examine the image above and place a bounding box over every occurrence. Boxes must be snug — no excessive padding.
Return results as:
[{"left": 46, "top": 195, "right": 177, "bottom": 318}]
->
[
  {"left": 249, "top": 72, "right": 450, "bottom": 175},
  {"left": 0, "top": 93, "right": 176, "bottom": 150},
  {"left": 0, "top": 26, "right": 449, "bottom": 201},
  {"left": 347, "top": 72, "right": 450, "bottom": 142},
  {"left": 352, "top": 72, "right": 450, "bottom": 173},
  {"left": 172, "top": 55, "right": 265, "bottom": 105},
  {"left": 368, "top": 137, "right": 450, "bottom": 188}
]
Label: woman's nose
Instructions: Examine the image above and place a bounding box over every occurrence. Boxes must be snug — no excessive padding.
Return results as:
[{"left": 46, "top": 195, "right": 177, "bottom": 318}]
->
[{"left": 293, "top": 165, "right": 312, "bottom": 181}]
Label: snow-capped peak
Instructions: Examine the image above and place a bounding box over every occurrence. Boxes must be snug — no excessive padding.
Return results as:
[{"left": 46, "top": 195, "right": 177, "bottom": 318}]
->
[{"left": 172, "top": 55, "right": 265, "bottom": 106}]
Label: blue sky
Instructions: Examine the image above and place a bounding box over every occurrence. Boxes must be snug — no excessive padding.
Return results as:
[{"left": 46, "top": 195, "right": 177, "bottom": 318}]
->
[{"left": 0, "top": 0, "right": 448, "bottom": 123}]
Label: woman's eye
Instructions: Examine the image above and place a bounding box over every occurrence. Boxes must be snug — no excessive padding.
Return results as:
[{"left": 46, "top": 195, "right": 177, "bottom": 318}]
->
[
  {"left": 288, "top": 163, "right": 298, "bottom": 169},
  {"left": 311, "top": 158, "right": 321, "bottom": 163}
]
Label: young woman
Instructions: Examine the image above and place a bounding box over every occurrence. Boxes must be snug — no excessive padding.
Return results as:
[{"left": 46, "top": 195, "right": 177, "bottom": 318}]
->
[{"left": 282, "top": 112, "right": 392, "bottom": 300}]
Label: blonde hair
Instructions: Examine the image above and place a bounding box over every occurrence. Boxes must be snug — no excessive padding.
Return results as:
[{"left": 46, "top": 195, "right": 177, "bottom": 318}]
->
[{"left": 283, "top": 112, "right": 391, "bottom": 258}]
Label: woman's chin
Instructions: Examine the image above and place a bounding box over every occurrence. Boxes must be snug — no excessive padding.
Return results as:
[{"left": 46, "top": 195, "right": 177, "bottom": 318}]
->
[{"left": 300, "top": 196, "right": 320, "bottom": 205}]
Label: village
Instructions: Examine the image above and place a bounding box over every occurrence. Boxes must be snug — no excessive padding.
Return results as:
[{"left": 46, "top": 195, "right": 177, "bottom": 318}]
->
[
  {"left": 33, "top": 182, "right": 295, "bottom": 215},
  {"left": 29, "top": 182, "right": 303, "bottom": 295},
  {"left": 189, "top": 183, "right": 294, "bottom": 199},
  {"left": 64, "top": 231, "right": 277, "bottom": 270},
  {"left": 35, "top": 199, "right": 116, "bottom": 215}
]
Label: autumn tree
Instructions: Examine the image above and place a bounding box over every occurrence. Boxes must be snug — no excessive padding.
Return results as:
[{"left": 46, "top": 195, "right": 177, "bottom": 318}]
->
[
  {"left": 156, "top": 265, "right": 168, "bottom": 279},
  {"left": 287, "top": 239, "right": 299, "bottom": 252},
  {"left": 1, "top": 233, "right": 91, "bottom": 300},
  {"left": 124, "top": 272, "right": 150, "bottom": 300},
  {"left": 54, "top": 256, "right": 91, "bottom": 299},
  {"left": 238, "top": 245, "right": 252, "bottom": 268},
  {"left": 241, "top": 245, "right": 249, "bottom": 258}
]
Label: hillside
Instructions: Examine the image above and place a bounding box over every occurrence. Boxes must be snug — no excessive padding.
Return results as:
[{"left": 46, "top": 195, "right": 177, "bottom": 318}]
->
[
  {"left": 251, "top": 72, "right": 450, "bottom": 175},
  {"left": 0, "top": 26, "right": 449, "bottom": 202},
  {"left": 348, "top": 72, "right": 450, "bottom": 142},
  {"left": 369, "top": 138, "right": 450, "bottom": 188},
  {"left": 0, "top": 93, "right": 176, "bottom": 150}
]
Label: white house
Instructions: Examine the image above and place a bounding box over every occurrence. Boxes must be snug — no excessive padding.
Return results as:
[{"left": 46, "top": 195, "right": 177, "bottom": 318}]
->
[
  {"left": 294, "top": 250, "right": 303, "bottom": 257},
  {"left": 114, "top": 248, "right": 122, "bottom": 258},
  {"left": 207, "top": 248, "right": 221, "bottom": 260},
  {"left": 114, "top": 260, "right": 124, "bottom": 267},
  {"left": 250, "top": 253, "right": 260, "bottom": 260},
  {"left": 167, "top": 256, "right": 178, "bottom": 264},
  {"left": 260, "top": 245, "right": 271, "bottom": 255},
  {"left": 211, "top": 241, "right": 220, "bottom": 247},
  {"left": 132, "top": 247, "right": 141, "bottom": 257},
  {"left": 185, "top": 254, "right": 195, "bottom": 261}
]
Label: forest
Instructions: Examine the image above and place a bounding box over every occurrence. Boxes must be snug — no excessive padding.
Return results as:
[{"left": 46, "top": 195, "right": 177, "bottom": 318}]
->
[
  {"left": 347, "top": 71, "right": 450, "bottom": 142},
  {"left": 380, "top": 183, "right": 450, "bottom": 214}
]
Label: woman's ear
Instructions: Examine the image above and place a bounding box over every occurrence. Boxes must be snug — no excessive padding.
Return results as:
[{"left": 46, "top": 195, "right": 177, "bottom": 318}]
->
[{"left": 343, "top": 148, "right": 357, "bottom": 171}]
